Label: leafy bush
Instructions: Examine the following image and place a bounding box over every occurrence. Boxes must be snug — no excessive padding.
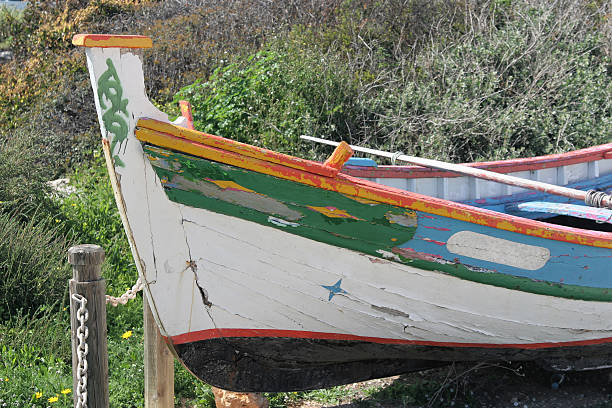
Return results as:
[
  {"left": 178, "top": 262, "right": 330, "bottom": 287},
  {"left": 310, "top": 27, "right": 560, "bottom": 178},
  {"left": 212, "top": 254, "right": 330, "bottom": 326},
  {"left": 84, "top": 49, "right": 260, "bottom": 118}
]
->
[
  {"left": 0, "top": 211, "right": 72, "bottom": 322},
  {"left": 0, "top": 6, "right": 22, "bottom": 50},
  {"left": 369, "top": 0, "right": 612, "bottom": 161},
  {"left": 175, "top": 45, "right": 361, "bottom": 156},
  {"left": 0, "top": 128, "right": 56, "bottom": 213},
  {"left": 56, "top": 158, "right": 137, "bottom": 295},
  {"left": 177, "top": 0, "right": 610, "bottom": 162}
]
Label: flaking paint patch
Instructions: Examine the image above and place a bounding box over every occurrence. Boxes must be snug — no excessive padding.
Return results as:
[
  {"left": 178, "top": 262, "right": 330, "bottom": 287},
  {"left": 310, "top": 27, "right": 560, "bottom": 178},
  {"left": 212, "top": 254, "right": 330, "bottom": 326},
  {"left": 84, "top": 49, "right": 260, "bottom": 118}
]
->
[
  {"left": 168, "top": 174, "right": 303, "bottom": 221},
  {"left": 385, "top": 210, "right": 418, "bottom": 227},
  {"left": 267, "top": 216, "right": 300, "bottom": 228},
  {"left": 307, "top": 206, "right": 364, "bottom": 220},
  {"left": 447, "top": 231, "right": 550, "bottom": 271},
  {"left": 371, "top": 304, "right": 411, "bottom": 319}
]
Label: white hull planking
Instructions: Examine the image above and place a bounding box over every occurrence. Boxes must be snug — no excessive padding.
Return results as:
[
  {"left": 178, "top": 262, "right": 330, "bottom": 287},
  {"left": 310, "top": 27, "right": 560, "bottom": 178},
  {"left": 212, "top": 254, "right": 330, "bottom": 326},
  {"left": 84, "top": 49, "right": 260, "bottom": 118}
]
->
[
  {"left": 161, "top": 203, "right": 612, "bottom": 345},
  {"left": 86, "top": 47, "right": 612, "bottom": 352}
]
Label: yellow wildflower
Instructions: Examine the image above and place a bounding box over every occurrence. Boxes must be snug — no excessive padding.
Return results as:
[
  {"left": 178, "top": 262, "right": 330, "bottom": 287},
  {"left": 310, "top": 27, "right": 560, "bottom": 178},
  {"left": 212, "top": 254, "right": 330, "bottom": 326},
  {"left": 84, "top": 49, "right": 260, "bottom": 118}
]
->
[
  {"left": 48, "top": 395, "right": 59, "bottom": 403},
  {"left": 121, "top": 330, "right": 133, "bottom": 339},
  {"left": 61, "top": 388, "right": 71, "bottom": 394},
  {"left": 35, "top": 392, "right": 42, "bottom": 399}
]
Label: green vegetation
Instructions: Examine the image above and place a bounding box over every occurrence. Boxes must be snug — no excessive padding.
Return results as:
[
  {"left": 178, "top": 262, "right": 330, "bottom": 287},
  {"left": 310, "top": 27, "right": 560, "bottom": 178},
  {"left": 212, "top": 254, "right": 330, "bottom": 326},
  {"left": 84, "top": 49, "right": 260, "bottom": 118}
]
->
[
  {"left": 0, "top": 0, "right": 610, "bottom": 406},
  {"left": 180, "top": 0, "right": 611, "bottom": 162}
]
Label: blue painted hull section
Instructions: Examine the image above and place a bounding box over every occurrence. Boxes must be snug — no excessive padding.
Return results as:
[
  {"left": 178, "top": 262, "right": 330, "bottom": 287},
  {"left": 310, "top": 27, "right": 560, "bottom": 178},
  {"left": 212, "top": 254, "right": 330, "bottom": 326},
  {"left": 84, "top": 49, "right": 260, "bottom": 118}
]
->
[{"left": 403, "top": 214, "right": 612, "bottom": 289}]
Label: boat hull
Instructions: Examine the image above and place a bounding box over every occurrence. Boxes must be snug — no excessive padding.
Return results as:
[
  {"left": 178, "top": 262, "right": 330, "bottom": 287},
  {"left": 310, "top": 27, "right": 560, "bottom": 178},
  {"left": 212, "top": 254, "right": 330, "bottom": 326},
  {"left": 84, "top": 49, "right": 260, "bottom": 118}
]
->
[
  {"left": 75, "top": 38, "right": 612, "bottom": 393},
  {"left": 173, "top": 333, "right": 612, "bottom": 391}
]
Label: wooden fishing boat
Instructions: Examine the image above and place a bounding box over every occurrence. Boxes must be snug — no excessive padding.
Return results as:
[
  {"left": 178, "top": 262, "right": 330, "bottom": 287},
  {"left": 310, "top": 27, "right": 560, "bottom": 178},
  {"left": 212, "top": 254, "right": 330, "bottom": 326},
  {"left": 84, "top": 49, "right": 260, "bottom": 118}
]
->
[{"left": 75, "top": 34, "right": 612, "bottom": 392}]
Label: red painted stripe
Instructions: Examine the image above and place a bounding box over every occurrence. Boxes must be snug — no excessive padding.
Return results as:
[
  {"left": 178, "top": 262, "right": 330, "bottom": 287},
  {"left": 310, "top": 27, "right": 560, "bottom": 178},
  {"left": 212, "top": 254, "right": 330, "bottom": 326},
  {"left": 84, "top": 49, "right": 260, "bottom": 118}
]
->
[
  {"left": 167, "top": 328, "right": 612, "bottom": 350},
  {"left": 178, "top": 100, "right": 195, "bottom": 130},
  {"left": 343, "top": 143, "right": 612, "bottom": 179}
]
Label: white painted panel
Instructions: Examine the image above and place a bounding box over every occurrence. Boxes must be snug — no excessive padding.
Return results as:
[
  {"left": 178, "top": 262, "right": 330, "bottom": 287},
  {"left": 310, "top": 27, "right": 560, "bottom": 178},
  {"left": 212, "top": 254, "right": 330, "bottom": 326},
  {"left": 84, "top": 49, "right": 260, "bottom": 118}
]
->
[
  {"left": 413, "top": 178, "right": 438, "bottom": 197},
  {"left": 537, "top": 167, "right": 558, "bottom": 185},
  {"left": 565, "top": 163, "right": 589, "bottom": 184},
  {"left": 477, "top": 179, "right": 505, "bottom": 198},
  {"left": 446, "top": 176, "right": 471, "bottom": 201},
  {"left": 378, "top": 178, "right": 408, "bottom": 190},
  {"left": 505, "top": 171, "right": 531, "bottom": 195},
  {"left": 599, "top": 159, "right": 612, "bottom": 176}
]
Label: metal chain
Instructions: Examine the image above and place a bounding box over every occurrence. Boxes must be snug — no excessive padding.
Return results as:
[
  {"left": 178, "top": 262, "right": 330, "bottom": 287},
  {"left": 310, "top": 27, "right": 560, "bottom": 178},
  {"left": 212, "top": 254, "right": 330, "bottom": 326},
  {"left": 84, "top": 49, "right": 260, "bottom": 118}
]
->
[
  {"left": 69, "top": 278, "right": 142, "bottom": 408},
  {"left": 106, "top": 277, "right": 144, "bottom": 306},
  {"left": 72, "top": 293, "right": 89, "bottom": 408}
]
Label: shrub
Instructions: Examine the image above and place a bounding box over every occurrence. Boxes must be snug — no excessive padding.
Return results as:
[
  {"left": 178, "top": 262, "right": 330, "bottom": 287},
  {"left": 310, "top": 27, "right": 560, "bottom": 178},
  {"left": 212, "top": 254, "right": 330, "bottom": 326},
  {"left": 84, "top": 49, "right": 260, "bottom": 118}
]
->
[
  {"left": 176, "top": 1, "right": 610, "bottom": 163},
  {"left": 0, "top": 134, "right": 51, "bottom": 213},
  {"left": 0, "top": 307, "right": 71, "bottom": 361},
  {"left": 0, "top": 211, "right": 72, "bottom": 322},
  {"left": 369, "top": 0, "right": 612, "bottom": 162},
  {"left": 174, "top": 44, "right": 361, "bottom": 157}
]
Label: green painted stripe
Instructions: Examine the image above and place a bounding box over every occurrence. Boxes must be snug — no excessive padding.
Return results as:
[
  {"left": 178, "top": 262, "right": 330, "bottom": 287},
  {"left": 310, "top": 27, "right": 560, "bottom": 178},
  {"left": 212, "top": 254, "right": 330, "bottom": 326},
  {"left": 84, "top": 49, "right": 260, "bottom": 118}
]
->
[{"left": 143, "top": 145, "right": 612, "bottom": 302}]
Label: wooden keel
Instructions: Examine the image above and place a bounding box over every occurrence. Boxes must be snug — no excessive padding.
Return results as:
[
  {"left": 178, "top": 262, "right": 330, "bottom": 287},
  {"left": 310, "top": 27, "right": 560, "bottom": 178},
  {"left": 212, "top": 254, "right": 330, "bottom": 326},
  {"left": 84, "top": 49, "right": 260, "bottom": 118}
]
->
[{"left": 171, "top": 335, "right": 612, "bottom": 391}]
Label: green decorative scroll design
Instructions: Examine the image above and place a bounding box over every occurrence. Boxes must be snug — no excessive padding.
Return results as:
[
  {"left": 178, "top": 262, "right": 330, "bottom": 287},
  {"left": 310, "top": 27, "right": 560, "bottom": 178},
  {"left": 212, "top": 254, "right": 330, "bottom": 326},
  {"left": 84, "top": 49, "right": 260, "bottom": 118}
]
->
[{"left": 97, "top": 58, "right": 129, "bottom": 167}]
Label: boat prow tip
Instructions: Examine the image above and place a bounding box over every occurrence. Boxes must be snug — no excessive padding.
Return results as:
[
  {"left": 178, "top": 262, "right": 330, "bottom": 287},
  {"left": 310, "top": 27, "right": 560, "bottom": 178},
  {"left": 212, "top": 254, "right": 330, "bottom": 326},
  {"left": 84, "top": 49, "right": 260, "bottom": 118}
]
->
[{"left": 72, "top": 33, "right": 152, "bottom": 49}]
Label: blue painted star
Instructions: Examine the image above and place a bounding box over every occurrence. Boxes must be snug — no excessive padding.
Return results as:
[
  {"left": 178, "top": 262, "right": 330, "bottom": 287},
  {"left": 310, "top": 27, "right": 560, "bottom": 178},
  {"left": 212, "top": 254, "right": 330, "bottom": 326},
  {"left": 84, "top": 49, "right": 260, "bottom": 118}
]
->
[{"left": 321, "top": 279, "right": 348, "bottom": 301}]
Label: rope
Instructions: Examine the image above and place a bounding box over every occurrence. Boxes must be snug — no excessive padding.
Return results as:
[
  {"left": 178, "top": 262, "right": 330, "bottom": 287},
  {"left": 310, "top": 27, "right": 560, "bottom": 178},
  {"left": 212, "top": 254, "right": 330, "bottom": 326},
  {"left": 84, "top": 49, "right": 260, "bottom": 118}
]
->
[
  {"left": 72, "top": 294, "right": 89, "bottom": 408},
  {"left": 391, "top": 151, "right": 404, "bottom": 165},
  {"left": 585, "top": 190, "right": 612, "bottom": 209},
  {"left": 106, "top": 277, "right": 144, "bottom": 306}
]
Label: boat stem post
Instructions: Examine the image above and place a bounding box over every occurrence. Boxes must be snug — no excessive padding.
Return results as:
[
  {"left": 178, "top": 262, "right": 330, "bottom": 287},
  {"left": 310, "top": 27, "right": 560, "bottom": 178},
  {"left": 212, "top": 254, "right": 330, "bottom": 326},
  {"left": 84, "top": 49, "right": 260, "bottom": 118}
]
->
[
  {"left": 68, "top": 244, "right": 109, "bottom": 408},
  {"left": 144, "top": 292, "right": 174, "bottom": 407}
]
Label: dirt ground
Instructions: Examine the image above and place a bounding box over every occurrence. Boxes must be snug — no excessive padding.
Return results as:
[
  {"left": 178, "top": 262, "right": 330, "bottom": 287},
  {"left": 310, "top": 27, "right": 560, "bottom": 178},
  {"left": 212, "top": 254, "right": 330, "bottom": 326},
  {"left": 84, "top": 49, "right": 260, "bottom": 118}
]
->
[{"left": 290, "top": 362, "right": 612, "bottom": 408}]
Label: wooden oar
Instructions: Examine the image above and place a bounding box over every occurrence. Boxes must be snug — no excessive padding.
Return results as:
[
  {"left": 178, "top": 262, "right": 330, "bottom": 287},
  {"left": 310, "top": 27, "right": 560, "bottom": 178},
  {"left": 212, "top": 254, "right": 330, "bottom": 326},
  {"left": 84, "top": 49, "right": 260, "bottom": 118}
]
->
[{"left": 300, "top": 135, "right": 612, "bottom": 209}]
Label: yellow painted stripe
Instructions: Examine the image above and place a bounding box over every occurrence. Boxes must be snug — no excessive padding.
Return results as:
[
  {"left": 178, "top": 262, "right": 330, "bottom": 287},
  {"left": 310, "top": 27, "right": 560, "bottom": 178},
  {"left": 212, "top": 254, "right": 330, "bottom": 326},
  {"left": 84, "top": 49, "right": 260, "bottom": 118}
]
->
[
  {"left": 72, "top": 34, "right": 152, "bottom": 49},
  {"left": 137, "top": 118, "right": 341, "bottom": 177},
  {"left": 135, "top": 127, "right": 612, "bottom": 249}
]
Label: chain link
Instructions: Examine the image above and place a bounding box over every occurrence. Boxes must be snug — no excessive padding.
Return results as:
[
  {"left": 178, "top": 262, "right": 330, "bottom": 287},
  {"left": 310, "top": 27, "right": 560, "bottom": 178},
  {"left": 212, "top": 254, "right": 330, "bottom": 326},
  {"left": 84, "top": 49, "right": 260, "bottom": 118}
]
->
[
  {"left": 72, "top": 293, "right": 89, "bottom": 408},
  {"left": 70, "top": 278, "right": 142, "bottom": 407},
  {"left": 106, "top": 277, "right": 144, "bottom": 306}
]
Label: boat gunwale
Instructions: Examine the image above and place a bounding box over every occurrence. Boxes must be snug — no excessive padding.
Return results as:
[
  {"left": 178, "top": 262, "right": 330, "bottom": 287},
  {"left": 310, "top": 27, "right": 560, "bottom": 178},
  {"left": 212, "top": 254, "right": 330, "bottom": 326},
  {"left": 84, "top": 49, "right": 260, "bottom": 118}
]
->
[
  {"left": 342, "top": 143, "right": 612, "bottom": 178},
  {"left": 135, "top": 118, "right": 612, "bottom": 249}
]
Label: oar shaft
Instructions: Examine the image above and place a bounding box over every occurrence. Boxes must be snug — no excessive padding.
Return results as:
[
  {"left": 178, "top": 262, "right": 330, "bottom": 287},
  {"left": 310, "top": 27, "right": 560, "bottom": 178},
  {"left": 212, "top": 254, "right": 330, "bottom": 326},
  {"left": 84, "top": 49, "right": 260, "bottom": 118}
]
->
[{"left": 301, "top": 136, "right": 612, "bottom": 208}]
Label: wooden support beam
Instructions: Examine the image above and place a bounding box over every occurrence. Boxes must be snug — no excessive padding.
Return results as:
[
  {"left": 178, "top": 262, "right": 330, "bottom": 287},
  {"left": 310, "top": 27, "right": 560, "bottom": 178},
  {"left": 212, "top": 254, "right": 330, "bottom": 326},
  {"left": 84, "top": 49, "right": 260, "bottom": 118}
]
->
[
  {"left": 69, "top": 244, "right": 109, "bottom": 408},
  {"left": 144, "top": 292, "right": 174, "bottom": 407}
]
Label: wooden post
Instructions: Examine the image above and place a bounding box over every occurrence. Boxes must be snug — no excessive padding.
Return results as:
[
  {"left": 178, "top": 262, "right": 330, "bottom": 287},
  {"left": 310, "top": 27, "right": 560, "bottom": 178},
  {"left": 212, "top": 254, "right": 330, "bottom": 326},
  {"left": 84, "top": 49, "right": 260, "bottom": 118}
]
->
[
  {"left": 144, "top": 292, "right": 174, "bottom": 407},
  {"left": 69, "top": 244, "right": 109, "bottom": 408}
]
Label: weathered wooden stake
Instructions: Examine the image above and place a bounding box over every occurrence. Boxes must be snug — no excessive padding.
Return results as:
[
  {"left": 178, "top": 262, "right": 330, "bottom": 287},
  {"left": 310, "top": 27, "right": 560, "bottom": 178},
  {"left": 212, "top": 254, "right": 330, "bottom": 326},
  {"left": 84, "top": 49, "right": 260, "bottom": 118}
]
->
[
  {"left": 69, "top": 244, "right": 109, "bottom": 408},
  {"left": 144, "top": 292, "right": 174, "bottom": 407}
]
